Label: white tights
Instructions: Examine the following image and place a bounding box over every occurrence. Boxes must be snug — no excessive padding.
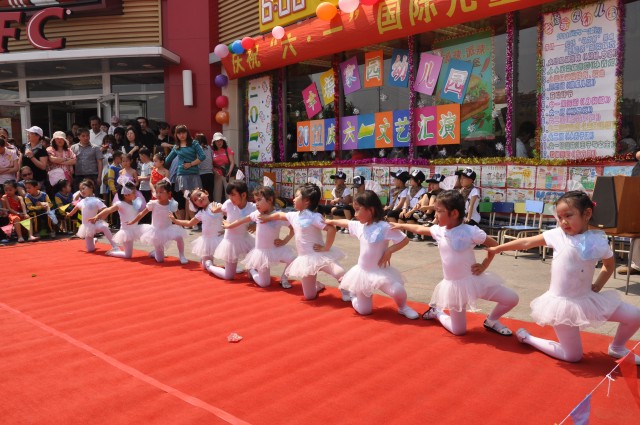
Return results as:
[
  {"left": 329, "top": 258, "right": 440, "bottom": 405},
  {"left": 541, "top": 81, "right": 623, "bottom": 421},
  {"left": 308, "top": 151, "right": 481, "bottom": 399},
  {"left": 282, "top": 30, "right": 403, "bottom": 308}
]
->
[
  {"left": 521, "top": 303, "right": 640, "bottom": 362},
  {"left": 106, "top": 241, "right": 134, "bottom": 258},
  {"left": 249, "top": 252, "right": 295, "bottom": 287},
  {"left": 351, "top": 281, "right": 409, "bottom": 315},
  {"left": 433, "top": 286, "right": 520, "bottom": 336},
  {"left": 85, "top": 224, "right": 116, "bottom": 252},
  {"left": 300, "top": 263, "right": 346, "bottom": 300},
  {"left": 153, "top": 237, "right": 185, "bottom": 263},
  {"left": 207, "top": 261, "right": 238, "bottom": 280}
]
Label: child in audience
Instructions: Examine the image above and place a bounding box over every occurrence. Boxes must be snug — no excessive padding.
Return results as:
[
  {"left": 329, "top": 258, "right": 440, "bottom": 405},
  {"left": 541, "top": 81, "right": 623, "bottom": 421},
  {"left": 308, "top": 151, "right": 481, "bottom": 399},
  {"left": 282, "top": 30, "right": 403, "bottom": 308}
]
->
[
  {"left": 384, "top": 170, "right": 409, "bottom": 223},
  {"left": 53, "top": 179, "right": 75, "bottom": 234},
  {"left": 128, "top": 180, "right": 188, "bottom": 264},
  {"left": 150, "top": 153, "right": 169, "bottom": 199},
  {"left": 318, "top": 171, "right": 352, "bottom": 222},
  {"left": 413, "top": 173, "right": 445, "bottom": 226},
  {"left": 65, "top": 179, "right": 118, "bottom": 253},
  {"left": 392, "top": 190, "right": 519, "bottom": 336},
  {"left": 223, "top": 185, "right": 295, "bottom": 288},
  {"left": 261, "top": 183, "right": 348, "bottom": 301},
  {"left": 456, "top": 168, "right": 481, "bottom": 226},
  {"left": 137, "top": 148, "right": 153, "bottom": 201},
  {"left": 398, "top": 170, "right": 427, "bottom": 241},
  {"left": 90, "top": 180, "right": 145, "bottom": 259},
  {"left": 209, "top": 180, "right": 256, "bottom": 280},
  {"left": 327, "top": 190, "right": 418, "bottom": 319},
  {"left": 488, "top": 191, "right": 640, "bottom": 364},
  {"left": 2, "top": 180, "right": 38, "bottom": 242},
  {"left": 119, "top": 153, "right": 138, "bottom": 185},
  {"left": 106, "top": 151, "right": 123, "bottom": 202},
  {"left": 24, "top": 180, "right": 56, "bottom": 238},
  {"left": 170, "top": 188, "right": 223, "bottom": 269}
]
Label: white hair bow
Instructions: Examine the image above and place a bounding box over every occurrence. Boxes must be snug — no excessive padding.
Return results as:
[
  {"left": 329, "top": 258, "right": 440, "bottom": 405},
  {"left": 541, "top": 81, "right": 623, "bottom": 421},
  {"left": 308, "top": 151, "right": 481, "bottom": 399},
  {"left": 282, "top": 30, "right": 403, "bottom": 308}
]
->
[{"left": 117, "top": 175, "right": 134, "bottom": 194}]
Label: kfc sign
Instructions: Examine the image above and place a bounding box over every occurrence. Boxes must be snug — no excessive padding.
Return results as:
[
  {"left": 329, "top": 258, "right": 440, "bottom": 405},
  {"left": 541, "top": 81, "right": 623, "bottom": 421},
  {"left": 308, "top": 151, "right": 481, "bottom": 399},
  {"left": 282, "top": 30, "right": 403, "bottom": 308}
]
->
[{"left": 0, "top": 7, "right": 68, "bottom": 53}]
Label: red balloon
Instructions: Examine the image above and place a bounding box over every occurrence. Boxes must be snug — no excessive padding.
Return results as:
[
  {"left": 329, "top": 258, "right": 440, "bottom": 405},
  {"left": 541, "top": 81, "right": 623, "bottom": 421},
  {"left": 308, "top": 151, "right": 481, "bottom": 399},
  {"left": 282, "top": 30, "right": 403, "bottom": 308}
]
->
[
  {"left": 215, "top": 110, "right": 229, "bottom": 125},
  {"left": 215, "top": 95, "right": 229, "bottom": 108},
  {"left": 360, "top": 0, "right": 379, "bottom": 5},
  {"left": 241, "top": 37, "right": 255, "bottom": 50}
]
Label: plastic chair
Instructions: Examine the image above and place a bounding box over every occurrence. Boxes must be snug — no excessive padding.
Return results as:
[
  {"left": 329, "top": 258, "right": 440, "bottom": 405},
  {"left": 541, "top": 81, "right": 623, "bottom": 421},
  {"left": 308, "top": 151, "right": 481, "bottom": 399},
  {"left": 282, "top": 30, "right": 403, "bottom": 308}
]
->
[
  {"left": 499, "top": 200, "right": 544, "bottom": 258},
  {"left": 483, "top": 202, "right": 514, "bottom": 239}
]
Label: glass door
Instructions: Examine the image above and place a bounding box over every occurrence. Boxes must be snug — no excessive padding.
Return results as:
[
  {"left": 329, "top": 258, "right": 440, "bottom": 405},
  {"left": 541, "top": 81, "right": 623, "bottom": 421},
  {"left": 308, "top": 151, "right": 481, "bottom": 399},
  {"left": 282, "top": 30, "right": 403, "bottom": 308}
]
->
[
  {"left": 98, "top": 93, "right": 119, "bottom": 123},
  {"left": 0, "top": 101, "right": 28, "bottom": 145}
]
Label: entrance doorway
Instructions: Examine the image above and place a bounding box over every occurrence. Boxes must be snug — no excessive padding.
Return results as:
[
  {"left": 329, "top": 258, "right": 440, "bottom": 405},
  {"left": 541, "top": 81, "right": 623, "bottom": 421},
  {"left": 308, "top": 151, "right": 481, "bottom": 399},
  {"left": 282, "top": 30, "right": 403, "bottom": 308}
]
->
[{"left": 30, "top": 101, "right": 98, "bottom": 137}]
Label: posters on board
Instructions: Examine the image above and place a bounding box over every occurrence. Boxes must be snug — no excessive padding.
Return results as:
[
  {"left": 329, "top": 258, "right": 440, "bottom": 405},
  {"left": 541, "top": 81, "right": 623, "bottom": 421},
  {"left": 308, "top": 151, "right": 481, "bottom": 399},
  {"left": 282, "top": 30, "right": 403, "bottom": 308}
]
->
[{"left": 247, "top": 75, "right": 273, "bottom": 162}]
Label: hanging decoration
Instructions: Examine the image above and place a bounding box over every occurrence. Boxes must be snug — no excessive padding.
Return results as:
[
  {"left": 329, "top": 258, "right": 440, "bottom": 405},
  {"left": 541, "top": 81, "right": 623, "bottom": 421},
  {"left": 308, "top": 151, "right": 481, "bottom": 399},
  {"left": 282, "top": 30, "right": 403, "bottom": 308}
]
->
[
  {"left": 505, "top": 12, "right": 515, "bottom": 157},
  {"left": 215, "top": 111, "right": 229, "bottom": 125},
  {"left": 316, "top": 2, "right": 338, "bottom": 21},
  {"left": 230, "top": 40, "right": 245, "bottom": 55},
  {"left": 214, "top": 74, "right": 228, "bottom": 88},
  {"left": 332, "top": 54, "right": 341, "bottom": 155},
  {"left": 272, "top": 26, "right": 285, "bottom": 40},
  {"left": 278, "top": 68, "right": 285, "bottom": 162},
  {"left": 213, "top": 43, "right": 229, "bottom": 59},
  {"left": 215, "top": 95, "right": 229, "bottom": 109},
  {"left": 360, "top": 0, "right": 379, "bottom": 5},
  {"left": 241, "top": 37, "right": 256, "bottom": 50},
  {"left": 408, "top": 35, "right": 416, "bottom": 159},
  {"left": 338, "top": 0, "right": 360, "bottom": 14}
]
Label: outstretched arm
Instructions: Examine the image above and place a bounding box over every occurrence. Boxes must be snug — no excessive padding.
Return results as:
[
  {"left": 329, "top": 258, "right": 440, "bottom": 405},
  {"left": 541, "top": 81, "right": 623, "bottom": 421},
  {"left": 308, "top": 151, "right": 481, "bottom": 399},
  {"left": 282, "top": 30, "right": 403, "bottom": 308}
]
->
[
  {"left": 127, "top": 207, "right": 150, "bottom": 225},
  {"left": 260, "top": 211, "right": 287, "bottom": 222},
  {"left": 592, "top": 256, "right": 615, "bottom": 292},
  {"left": 170, "top": 216, "right": 200, "bottom": 227},
  {"left": 325, "top": 218, "right": 351, "bottom": 229},
  {"left": 389, "top": 221, "right": 432, "bottom": 237},
  {"left": 89, "top": 204, "right": 118, "bottom": 223},
  {"left": 486, "top": 233, "right": 547, "bottom": 256},
  {"left": 222, "top": 215, "right": 252, "bottom": 229}
]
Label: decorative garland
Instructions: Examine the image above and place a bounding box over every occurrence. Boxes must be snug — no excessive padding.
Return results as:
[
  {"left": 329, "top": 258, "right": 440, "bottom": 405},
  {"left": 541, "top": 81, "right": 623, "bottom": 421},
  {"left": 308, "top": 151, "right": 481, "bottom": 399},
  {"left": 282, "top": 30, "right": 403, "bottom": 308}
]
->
[
  {"left": 278, "top": 68, "right": 285, "bottom": 162},
  {"left": 430, "top": 151, "right": 635, "bottom": 166},
  {"left": 536, "top": 12, "right": 544, "bottom": 157},
  {"left": 244, "top": 160, "right": 332, "bottom": 169},
  {"left": 333, "top": 54, "right": 341, "bottom": 156},
  {"left": 408, "top": 35, "right": 416, "bottom": 159},
  {"left": 505, "top": 12, "right": 515, "bottom": 157},
  {"left": 615, "top": 0, "right": 625, "bottom": 151}
]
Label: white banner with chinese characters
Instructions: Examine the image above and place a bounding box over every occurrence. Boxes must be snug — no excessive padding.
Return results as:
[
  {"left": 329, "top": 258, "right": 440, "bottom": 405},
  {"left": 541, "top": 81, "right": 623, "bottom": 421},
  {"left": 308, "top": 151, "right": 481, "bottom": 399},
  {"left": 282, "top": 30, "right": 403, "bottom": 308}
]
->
[
  {"left": 540, "top": 0, "right": 620, "bottom": 159},
  {"left": 247, "top": 75, "right": 274, "bottom": 163}
]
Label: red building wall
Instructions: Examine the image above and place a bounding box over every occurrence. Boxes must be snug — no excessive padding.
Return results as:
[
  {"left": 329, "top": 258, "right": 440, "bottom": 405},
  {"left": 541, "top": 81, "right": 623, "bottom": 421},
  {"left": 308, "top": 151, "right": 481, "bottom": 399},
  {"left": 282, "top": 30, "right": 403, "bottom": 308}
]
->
[{"left": 162, "top": 0, "right": 221, "bottom": 136}]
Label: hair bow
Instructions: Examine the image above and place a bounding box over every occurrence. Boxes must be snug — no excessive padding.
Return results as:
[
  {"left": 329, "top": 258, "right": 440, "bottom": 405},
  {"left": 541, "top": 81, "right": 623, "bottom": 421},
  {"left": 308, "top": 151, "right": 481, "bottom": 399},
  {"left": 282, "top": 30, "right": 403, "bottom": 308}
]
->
[{"left": 117, "top": 175, "right": 134, "bottom": 195}]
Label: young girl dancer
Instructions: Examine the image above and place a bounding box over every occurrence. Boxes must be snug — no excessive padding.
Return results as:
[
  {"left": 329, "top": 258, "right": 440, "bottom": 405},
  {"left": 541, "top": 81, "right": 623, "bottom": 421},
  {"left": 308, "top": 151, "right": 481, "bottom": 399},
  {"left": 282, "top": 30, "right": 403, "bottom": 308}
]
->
[
  {"left": 261, "top": 183, "right": 348, "bottom": 301},
  {"left": 488, "top": 191, "right": 640, "bottom": 363},
  {"left": 326, "top": 190, "right": 419, "bottom": 319},
  {"left": 89, "top": 180, "right": 145, "bottom": 259},
  {"left": 170, "top": 188, "right": 223, "bottom": 269},
  {"left": 128, "top": 180, "right": 188, "bottom": 264},
  {"left": 223, "top": 185, "right": 295, "bottom": 289},
  {"left": 66, "top": 179, "right": 118, "bottom": 253},
  {"left": 208, "top": 180, "right": 256, "bottom": 280},
  {"left": 392, "top": 190, "right": 519, "bottom": 336}
]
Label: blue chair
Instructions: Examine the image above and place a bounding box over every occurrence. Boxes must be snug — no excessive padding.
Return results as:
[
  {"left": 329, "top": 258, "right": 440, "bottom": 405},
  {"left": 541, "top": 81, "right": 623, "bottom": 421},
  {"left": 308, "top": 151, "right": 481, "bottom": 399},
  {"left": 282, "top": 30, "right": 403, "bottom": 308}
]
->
[{"left": 483, "top": 202, "right": 514, "bottom": 239}]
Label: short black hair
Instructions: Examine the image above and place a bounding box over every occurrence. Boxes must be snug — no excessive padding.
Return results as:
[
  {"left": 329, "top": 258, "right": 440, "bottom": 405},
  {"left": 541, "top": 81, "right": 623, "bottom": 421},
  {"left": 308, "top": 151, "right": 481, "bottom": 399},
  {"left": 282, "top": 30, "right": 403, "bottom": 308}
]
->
[
  {"left": 436, "top": 190, "right": 465, "bottom": 225},
  {"left": 226, "top": 180, "right": 248, "bottom": 195},
  {"left": 557, "top": 191, "right": 595, "bottom": 215},
  {"left": 298, "top": 183, "right": 321, "bottom": 211},
  {"left": 354, "top": 190, "right": 384, "bottom": 222}
]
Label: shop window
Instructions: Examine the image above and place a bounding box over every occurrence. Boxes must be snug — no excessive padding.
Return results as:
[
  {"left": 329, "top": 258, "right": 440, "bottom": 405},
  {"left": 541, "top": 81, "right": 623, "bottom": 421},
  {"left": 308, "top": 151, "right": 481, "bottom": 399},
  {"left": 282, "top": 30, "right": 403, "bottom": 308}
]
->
[
  {"left": 27, "top": 76, "right": 102, "bottom": 99},
  {"left": 119, "top": 94, "right": 165, "bottom": 125},
  {"left": 415, "top": 17, "right": 507, "bottom": 159},
  {"left": 111, "top": 73, "right": 164, "bottom": 94},
  {"left": 621, "top": 0, "right": 640, "bottom": 155},
  {"left": 0, "top": 81, "right": 19, "bottom": 101}
]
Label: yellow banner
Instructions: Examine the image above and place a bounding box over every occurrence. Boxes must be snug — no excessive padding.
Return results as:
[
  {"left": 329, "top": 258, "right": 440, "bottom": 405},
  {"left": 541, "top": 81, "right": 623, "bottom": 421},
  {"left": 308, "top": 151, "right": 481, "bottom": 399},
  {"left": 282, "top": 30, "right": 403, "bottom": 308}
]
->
[
  {"left": 259, "top": 0, "right": 339, "bottom": 33},
  {"left": 19, "top": 219, "right": 31, "bottom": 232}
]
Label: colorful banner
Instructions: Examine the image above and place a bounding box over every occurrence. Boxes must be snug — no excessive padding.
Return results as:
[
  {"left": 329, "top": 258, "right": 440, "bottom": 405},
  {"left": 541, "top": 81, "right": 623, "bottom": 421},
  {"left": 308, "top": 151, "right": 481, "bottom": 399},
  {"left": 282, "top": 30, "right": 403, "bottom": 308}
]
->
[
  {"left": 319, "top": 68, "right": 335, "bottom": 105},
  {"left": 309, "top": 119, "right": 325, "bottom": 151},
  {"left": 540, "top": 0, "right": 619, "bottom": 159},
  {"left": 296, "top": 120, "right": 310, "bottom": 152},
  {"left": 259, "top": 0, "right": 339, "bottom": 32},
  {"left": 392, "top": 109, "right": 410, "bottom": 147},
  {"left": 364, "top": 50, "right": 384, "bottom": 88},
  {"left": 414, "top": 52, "right": 442, "bottom": 95},
  {"left": 324, "top": 118, "right": 336, "bottom": 151},
  {"left": 340, "top": 115, "right": 358, "bottom": 150},
  {"left": 434, "top": 31, "right": 495, "bottom": 140},
  {"left": 375, "top": 111, "right": 394, "bottom": 148},
  {"left": 414, "top": 105, "right": 461, "bottom": 146},
  {"left": 414, "top": 106, "right": 437, "bottom": 146},
  {"left": 302, "top": 82, "right": 322, "bottom": 119},
  {"left": 340, "top": 56, "right": 361, "bottom": 95},
  {"left": 224, "top": 0, "right": 557, "bottom": 80},
  {"left": 440, "top": 58, "right": 473, "bottom": 104},
  {"left": 357, "top": 114, "right": 376, "bottom": 149},
  {"left": 247, "top": 75, "right": 273, "bottom": 162},
  {"left": 388, "top": 48, "right": 409, "bottom": 87}
]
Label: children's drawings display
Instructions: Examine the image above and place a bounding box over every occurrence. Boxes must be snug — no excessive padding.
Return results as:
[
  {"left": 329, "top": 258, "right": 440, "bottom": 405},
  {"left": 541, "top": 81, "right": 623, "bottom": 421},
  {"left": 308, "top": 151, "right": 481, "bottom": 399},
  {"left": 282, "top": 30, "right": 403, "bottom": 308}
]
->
[
  {"left": 506, "top": 165, "right": 536, "bottom": 189},
  {"left": 535, "top": 166, "right": 567, "bottom": 191},
  {"left": 294, "top": 169, "right": 308, "bottom": 185},
  {"left": 567, "top": 167, "right": 598, "bottom": 191},
  {"left": 371, "top": 166, "right": 390, "bottom": 186},
  {"left": 603, "top": 166, "right": 633, "bottom": 176},
  {"left": 337, "top": 167, "right": 354, "bottom": 184},
  {"left": 506, "top": 189, "right": 534, "bottom": 203},
  {"left": 480, "top": 165, "right": 507, "bottom": 187},
  {"left": 434, "top": 165, "right": 460, "bottom": 178},
  {"left": 281, "top": 169, "right": 294, "bottom": 184},
  {"left": 280, "top": 184, "right": 293, "bottom": 199},
  {"left": 535, "top": 190, "right": 565, "bottom": 205},
  {"left": 354, "top": 166, "right": 372, "bottom": 182},
  {"left": 482, "top": 188, "right": 506, "bottom": 202},
  {"left": 307, "top": 168, "right": 323, "bottom": 185},
  {"left": 322, "top": 168, "right": 337, "bottom": 185}
]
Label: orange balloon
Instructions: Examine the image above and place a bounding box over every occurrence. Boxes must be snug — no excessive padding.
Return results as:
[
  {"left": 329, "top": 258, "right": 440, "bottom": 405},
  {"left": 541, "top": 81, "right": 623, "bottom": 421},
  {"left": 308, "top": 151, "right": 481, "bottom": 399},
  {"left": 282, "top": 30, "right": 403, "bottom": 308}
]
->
[
  {"left": 215, "top": 110, "right": 229, "bottom": 125},
  {"left": 316, "top": 2, "right": 337, "bottom": 21}
]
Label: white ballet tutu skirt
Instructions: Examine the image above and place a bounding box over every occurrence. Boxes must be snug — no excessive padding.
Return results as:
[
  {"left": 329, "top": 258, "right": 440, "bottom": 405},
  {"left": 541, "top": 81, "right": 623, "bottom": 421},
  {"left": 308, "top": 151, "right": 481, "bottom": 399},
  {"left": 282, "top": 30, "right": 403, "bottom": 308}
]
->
[
  {"left": 530, "top": 289, "right": 621, "bottom": 329},
  {"left": 285, "top": 248, "right": 345, "bottom": 278},
  {"left": 191, "top": 234, "right": 223, "bottom": 258},
  {"left": 77, "top": 220, "right": 108, "bottom": 238},
  {"left": 214, "top": 235, "right": 254, "bottom": 263},
  {"left": 339, "top": 265, "right": 405, "bottom": 298},
  {"left": 430, "top": 271, "right": 504, "bottom": 313},
  {"left": 139, "top": 224, "right": 187, "bottom": 247},
  {"left": 243, "top": 246, "right": 295, "bottom": 271},
  {"left": 113, "top": 226, "right": 143, "bottom": 244}
]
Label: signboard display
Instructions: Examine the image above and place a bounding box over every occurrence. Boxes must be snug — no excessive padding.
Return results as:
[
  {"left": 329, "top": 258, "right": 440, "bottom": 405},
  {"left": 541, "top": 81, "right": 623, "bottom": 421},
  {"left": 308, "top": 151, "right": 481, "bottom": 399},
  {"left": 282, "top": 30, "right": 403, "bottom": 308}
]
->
[{"left": 260, "top": 0, "right": 338, "bottom": 33}]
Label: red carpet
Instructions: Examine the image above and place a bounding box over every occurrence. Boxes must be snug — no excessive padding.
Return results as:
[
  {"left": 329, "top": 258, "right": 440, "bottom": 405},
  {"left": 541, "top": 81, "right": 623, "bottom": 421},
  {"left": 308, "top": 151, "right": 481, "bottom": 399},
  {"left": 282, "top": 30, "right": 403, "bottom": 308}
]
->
[{"left": 1, "top": 240, "right": 638, "bottom": 424}]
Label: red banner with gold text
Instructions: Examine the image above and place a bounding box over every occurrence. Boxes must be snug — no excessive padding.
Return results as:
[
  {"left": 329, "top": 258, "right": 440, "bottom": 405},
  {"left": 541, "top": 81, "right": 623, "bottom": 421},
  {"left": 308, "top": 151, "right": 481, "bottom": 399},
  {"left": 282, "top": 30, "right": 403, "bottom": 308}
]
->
[{"left": 221, "top": 0, "right": 556, "bottom": 80}]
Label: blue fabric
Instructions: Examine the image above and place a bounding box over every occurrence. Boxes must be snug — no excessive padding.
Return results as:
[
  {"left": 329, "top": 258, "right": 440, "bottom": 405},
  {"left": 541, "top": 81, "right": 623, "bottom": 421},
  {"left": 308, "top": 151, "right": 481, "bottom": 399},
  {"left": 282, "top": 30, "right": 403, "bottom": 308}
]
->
[
  {"left": 165, "top": 143, "right": 206, "bottom": 176},
  {"left": 569, "top": 394, "right": 591, "bottom": 425}
]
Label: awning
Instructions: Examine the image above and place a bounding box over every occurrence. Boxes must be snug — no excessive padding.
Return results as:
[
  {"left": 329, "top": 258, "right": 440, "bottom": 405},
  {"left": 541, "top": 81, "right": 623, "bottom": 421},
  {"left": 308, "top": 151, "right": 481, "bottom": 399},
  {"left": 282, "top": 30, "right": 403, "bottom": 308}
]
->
[{"left": 218, "top": 0, "right": 555, "bottom": 79}]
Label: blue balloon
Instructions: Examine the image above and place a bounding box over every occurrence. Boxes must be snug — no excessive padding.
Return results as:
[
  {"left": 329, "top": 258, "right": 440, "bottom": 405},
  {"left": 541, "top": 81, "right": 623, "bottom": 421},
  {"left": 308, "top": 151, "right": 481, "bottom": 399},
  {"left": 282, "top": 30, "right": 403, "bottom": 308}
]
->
[
  {"left": 214, "top": 74, "right": 228, "bottom": 88},
  {"left": 230, "top": 40, "right": 245, "bottom": 55}
]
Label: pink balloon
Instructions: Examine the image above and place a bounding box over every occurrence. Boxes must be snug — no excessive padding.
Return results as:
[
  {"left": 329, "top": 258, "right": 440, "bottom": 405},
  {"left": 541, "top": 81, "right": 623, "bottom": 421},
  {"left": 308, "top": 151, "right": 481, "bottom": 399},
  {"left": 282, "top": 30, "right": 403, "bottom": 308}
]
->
[
  {"left": 272, "top": 26, "right": 285, "bottom": 40},
  {"left": 241, "top": 37, "right": 255, "bottom": 50},
  {"left": 213, "top": 44, "right": 229, "bottom": 59},
  {"left": 338, "top": 0, "right": 359, "bottom": 14}
]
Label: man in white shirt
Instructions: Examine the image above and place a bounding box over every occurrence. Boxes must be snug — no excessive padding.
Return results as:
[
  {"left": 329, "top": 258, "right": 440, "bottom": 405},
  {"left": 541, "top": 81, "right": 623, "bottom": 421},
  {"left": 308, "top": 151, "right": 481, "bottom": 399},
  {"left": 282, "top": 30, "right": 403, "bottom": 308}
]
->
[{"left": 89, "top": 115, "right": 106, "bottom": 148}]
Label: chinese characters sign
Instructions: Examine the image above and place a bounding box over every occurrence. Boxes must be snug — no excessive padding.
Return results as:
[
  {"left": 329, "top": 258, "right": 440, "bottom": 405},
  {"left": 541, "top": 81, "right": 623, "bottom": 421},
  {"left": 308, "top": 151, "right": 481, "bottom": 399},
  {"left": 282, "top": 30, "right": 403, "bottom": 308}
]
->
[
  {"left": 414, "top": 53, "right": 442, "bottom": 95},
  {"left": 259, "top": 0, "right": 339, "bottom": 32},
  {"left": 364, "top": 50, "right": 384, "bottom": 88},
  {"left": 340, "top": 56, "right": 361, "bottom": 95},
  {"left": 247, "top": 76, "right": 273, "bottom": 162},
  {"left": 388, "top": 48, "right": 409, "bottom": 87},
  {"left": 302, "top": 82, "right": 322, "bottom": 118},
  {"left": 540, "top": 0, "right": 620, "bottom": 159}
]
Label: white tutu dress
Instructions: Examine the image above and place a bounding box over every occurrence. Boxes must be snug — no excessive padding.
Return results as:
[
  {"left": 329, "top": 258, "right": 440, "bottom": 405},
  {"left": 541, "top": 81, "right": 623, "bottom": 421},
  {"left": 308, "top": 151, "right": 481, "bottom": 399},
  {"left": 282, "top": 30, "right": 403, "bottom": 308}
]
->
[
  {"left": 76, "top": 197, "right": 108, "bottom": 238},
  {"left": 140, "top": 199, "right": 187, "bottom": 247},
  {"left": 113, "top": 199, "right": 145, "bottom": 244},
  {"left": 284, "top": 210, "right": 345, "bottom": 278},
  {"left": 339, "top": 221, "right": 406, "bottom": 297},
  {"left": 531, "top": 228, "right": 620, "bottom": 329},
  {"left": 191, "top": 204, "right": 223, "bottom": 258},
  {"left": 214, "top": 200, "right": 256, "bottom": 263},
  {"left": 242, "top": 210, "right": 295, "bottom": 271},
  {"left": 429, "top": 224, "right": 505, "bottom": 312}
]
